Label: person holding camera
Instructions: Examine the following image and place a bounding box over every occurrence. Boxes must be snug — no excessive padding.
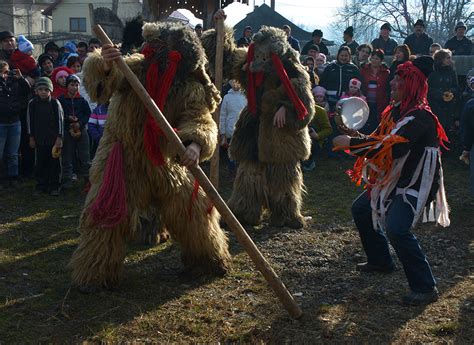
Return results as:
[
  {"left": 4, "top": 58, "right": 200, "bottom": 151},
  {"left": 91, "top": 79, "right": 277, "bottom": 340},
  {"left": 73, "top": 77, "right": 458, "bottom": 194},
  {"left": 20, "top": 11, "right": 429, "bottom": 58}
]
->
[{"left": 0, "top": 59, "right": 31, "bottom": 188}]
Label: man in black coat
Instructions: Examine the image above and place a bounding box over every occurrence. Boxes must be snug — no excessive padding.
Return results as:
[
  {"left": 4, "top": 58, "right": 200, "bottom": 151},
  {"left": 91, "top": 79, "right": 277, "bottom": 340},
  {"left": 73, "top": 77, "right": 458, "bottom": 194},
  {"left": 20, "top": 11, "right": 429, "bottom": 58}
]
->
[
  {"left": 301, "top": 29, "right": 329, "bottom": 56},
  {"left": 404, "top": 19, "right": 433, "bottom": 56},
  {"left": 371, "top": 23, "right": 398, "bottom": 56},
  {"left": 445, "top": 21, "right": 473, "bottom": 56}
]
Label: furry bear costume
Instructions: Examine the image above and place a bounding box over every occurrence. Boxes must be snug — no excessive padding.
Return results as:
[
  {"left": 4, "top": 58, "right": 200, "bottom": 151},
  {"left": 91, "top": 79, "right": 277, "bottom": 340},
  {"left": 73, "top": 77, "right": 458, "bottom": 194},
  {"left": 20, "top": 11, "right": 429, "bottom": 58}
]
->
[
  {"left": 70, "top": 22, "right": 231, "bottom": 289},
  {"left": 202, "top": 26, "right": 315, "bottom": 228}
]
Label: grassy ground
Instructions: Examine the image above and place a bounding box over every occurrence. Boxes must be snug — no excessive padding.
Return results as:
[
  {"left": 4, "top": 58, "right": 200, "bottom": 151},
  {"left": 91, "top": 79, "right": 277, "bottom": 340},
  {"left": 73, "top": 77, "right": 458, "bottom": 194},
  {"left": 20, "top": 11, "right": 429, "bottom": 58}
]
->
[{"left": 0, "top": 152, "right": 473, "bottom": 343}]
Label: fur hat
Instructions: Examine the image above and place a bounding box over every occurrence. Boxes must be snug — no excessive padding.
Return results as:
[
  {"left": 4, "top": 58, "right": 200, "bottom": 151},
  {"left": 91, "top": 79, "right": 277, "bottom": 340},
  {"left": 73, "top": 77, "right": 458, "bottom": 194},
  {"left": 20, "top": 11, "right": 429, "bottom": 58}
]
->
[
  {"left": 35, "top": 77, "right": 53, "bottom": 92},
  {"left": 55, "top": 70, "right": 69, "bottom": 83},
  {"left": 312, "top": 29, "right": 323, "bottom": 37},
  {"left": 344, "top": 26, "right": 354, "bottom": 37},
  {"left": 455, "top": 21, "right": 467, "bottom": 31},
  {"left": 18, "top": 35, "right": 34, "bottom": 53},
  {"left": 349, "top": 78, "right": 362, "bottom": 89},
  {"left": 66, "top": 74, "right": 81, "bottom": 86},
  {"left": 381, "top": 23, "right": 391, "bottom": 31},
  {"left": 312, "top": 86, "right": 327, "bottom": 96},
  {"left": 414, "top": 19, "right": 425, "bottom": 28},
  {"left": 64, "top": 41, "right": 77, "bottom": 53}
]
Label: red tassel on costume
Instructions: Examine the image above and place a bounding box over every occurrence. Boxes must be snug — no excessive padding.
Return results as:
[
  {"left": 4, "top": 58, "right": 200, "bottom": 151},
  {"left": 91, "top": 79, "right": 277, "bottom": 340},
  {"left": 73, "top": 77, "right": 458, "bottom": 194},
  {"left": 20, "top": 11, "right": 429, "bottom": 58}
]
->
[
  {"left": 271, "top": 52, "right": 308, "bottom": 120},
  {"left": 144, "top": 113, "right": 165, "bottom": 166},
  {"left": 187, "top": 178, "right": 200, "bottom": 219},
  {"left": 87, "top": 142, "right": 128, "bottom": 228},
  {"left": 246, "top": 43, "right": 264, "bottom": 116}
]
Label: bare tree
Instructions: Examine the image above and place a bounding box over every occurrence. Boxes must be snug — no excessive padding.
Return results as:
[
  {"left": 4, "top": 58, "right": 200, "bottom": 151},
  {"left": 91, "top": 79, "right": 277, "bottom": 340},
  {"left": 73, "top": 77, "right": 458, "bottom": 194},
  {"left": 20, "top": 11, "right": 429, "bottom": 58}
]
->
[{"left": 334, "top": 0, "right": 473, "bottom": 45}]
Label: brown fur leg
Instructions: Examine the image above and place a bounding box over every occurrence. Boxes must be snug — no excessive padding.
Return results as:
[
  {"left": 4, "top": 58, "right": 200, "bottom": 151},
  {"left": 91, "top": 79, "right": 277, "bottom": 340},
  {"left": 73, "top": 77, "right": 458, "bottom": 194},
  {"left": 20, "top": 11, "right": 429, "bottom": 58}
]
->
[
  {"left": 267, "top": 162, "right": 305, "bottom": 229},
  {"left": 160, "top": 169, "right": 231, "bottom": 277},
  {"left": 227, "top": 160, "right": 266, "bottom": 226},
  {"left": 135, "top": 215, "right": 169, "bottom": 245}
]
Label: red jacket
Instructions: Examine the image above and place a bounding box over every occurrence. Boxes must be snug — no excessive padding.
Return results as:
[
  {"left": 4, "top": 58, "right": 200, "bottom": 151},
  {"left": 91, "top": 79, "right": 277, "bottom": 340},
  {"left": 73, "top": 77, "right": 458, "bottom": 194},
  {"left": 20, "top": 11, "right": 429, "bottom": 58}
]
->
[
  {"left": 10, "top": 50, "right": 38, "bottom": 76},
  {"left": 360, "top": 63, "right": 390, "bottom": 116},
  {"left": 51, "top": 66, "right": 74, "bottom": 99}
]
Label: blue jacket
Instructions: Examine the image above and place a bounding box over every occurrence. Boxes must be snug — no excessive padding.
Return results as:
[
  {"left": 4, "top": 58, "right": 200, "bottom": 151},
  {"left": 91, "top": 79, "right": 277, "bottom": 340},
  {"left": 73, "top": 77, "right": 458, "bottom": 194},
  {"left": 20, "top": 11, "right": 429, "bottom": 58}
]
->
[{"left": 58, "top": 94, "right": 91, "bottom": 130}]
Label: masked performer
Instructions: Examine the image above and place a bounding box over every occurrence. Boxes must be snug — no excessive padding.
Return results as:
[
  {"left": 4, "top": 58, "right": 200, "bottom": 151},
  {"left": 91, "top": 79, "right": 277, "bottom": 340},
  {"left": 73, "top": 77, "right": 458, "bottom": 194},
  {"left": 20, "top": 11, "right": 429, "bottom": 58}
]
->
[
  {"left": 333, "top": 56, "right": 450, "bottom": 306},
  {"left": 70, "top": 22, "right": 231, "bottom": 289}
]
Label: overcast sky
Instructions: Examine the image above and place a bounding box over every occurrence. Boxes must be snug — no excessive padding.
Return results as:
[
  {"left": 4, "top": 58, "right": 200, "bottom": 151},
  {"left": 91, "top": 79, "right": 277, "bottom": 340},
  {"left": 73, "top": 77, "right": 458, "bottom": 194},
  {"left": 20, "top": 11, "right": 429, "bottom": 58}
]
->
[{"left": 180, "top": 0, "right": 344, "bottom": 40}]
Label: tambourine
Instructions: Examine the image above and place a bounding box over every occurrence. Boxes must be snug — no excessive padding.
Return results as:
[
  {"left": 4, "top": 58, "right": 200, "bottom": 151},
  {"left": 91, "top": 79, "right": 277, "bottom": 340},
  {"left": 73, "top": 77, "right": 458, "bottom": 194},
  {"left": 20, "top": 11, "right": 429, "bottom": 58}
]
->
[{"left": 335, "top": 97, "right": 369, "bottom": 131}]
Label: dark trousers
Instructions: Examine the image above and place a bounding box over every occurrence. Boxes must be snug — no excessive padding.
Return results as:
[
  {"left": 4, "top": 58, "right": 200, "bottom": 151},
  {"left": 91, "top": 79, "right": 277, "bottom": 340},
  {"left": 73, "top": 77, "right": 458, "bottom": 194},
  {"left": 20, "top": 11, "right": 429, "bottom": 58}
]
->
[
  {"left": 35, "top": 145, "right": 61, "bottom": 191},
  {"left": 19, "top": 111, "right": 35, "bottom": 177},
  {"left": 352, "top": 191, "right": 436, "bottom": 293},
  {"left": 62, "top": 130, "right": 90, "bottom": 181}
]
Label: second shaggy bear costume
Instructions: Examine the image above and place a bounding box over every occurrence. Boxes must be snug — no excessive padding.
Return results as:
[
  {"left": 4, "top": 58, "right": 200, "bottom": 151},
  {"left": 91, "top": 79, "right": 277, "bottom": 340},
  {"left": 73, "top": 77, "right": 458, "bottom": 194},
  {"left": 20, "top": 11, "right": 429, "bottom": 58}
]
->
[
  {"left": 203, "top": 26, "right": 315, "bottom": 228},
  {"left": 70, "top": 22, "right": 231, "bottom": 289}
]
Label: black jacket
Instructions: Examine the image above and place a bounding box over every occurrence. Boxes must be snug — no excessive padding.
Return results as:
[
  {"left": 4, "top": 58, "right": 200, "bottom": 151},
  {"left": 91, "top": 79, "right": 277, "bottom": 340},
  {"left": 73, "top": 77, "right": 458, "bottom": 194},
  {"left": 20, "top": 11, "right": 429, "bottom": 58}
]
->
[
  {"left": 58, "top": 94, "right": 91, "bottom": 130},
  {"left": 427, "top": 65, "right": 459, "bottom": 120},
  {"left": 444, "top": 36, "right": 473, "bottom": 56},
  {"left": 461, "top": 98, "right": 474, "bottom": 150},
  {"left": 319, "top": 62, "right": 361, "bottom": 108},
  {"left": 371, "top": 37, "right": 398, "bottom": 55},
  {"left": 27, "top": 96, "right": 64, "bottom": 146},
  {"left": 403, "top": 33, "right": 433, "bottom": 55},
  {"left": 301, "top": 40, "right": 329, "bottom": 56},
  {"left": 0, "top": 75, "right": 30, "bottom": 124}
]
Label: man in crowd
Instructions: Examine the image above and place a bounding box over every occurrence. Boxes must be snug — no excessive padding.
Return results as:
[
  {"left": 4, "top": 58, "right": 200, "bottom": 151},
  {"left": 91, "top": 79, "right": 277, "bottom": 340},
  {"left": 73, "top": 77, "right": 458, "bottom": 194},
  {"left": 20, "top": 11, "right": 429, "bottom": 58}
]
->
[
  {"left": 236, "top": 26, "right": 252, "bottom": 47},
  {"left": 341, "top": 26, "right": 359, "bottom": 55},
  {"left": 371, "top": 23, "right": 398, "bottom": 56},
  {"left": 445, "top": 21, "right": 473, "bottom": 56},
  {"left": 44, "top": 41, "right": 60, "bottom": 67},
  {"left": 404, "top": 19, "right": 433, "bottom": 56},
  {"left": 38, "top": 54, "right": 54, "bottom": 78},
  {"left": 88, "top": 38, "right": 101, "bottom": 52},
  {"left": 77, "top": 41, "right": 89, "bottom": 63},
  {"left": 0, "top": 31, "right": 16, "bottom": 64},
  {"left": 302, "top": 29, "right": 329, "bottom": 56},
  {"left": 194, "top": 23, "right": 203, "bottom": 38},
  {"left": 282, "top": 25, "right": 300, "bottom": 52}
]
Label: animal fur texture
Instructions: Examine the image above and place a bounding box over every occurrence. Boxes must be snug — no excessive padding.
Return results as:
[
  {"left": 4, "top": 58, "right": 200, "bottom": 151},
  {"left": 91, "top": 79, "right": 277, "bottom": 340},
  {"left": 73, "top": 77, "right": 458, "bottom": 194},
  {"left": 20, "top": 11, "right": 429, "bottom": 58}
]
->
[
  {"left": 70, "top": 22, "right": 231, "bottom": 289},
  {"left": 202, "top": 25, "right": 314, "bottom": 228}
]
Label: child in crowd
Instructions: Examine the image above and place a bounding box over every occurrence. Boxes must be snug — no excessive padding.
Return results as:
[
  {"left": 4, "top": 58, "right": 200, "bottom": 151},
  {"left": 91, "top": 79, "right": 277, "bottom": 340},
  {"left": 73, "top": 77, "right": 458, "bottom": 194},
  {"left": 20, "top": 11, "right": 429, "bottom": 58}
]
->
[
  {"left": 27, "top": 77, "right": 64, "bottom": 195},
  {"left": 51, "top": 66, "right": 74, "bottom": 99},
  {"left": 312, "top": 86, "right": 330, "bottom": 112},
  {"left": 10, "top": 35, "right": 40, "bottom": 79},
  {"left": 67, "top": 56, "right": 82, "bottom": 74},
  {"left": 88, "top": 102, "right": 109, "bottom": 157},
  {"left": 59, "top": 41, "right": 79, "bottom": 66},
  {"left": 315, "top": 52, "right": 327, "bottom": 76},
  {"left": 58, "top": 75, "right": 91, "bottom": 188},
  {"left": 302, "top": 102, "right": 333, "bottom": 171},
  {"left": 219, "top": 80, "right": 247, "bottom": 177},
  {"left": 339, "top": 78, "right": 366, "bottom": 102}
]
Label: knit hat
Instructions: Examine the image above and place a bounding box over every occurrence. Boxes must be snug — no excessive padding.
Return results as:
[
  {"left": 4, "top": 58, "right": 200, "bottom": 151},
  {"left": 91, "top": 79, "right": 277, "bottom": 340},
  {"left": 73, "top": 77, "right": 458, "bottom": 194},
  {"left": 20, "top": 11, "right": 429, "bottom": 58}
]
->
[
  {"left": 349, "top": 78, "right": 362, "bottom": 89},
  {"left": 55, "top": 70, "right": 69, "bottom": 83},
  {"left": 38, "top": 53, "right": 54, "bottom": 66},
  {"left": 412, "top": 55, "right": 434, "bottom": 78},
  {"left": 35, "top": 77, "right": 53, "bottom": 92},
  {"left": 455, "top": 21, "right": 467, "bottom": 31},
  {"left": 18, "top": 35, "right": 34, "bottom": 53},
  {"left": 65, "top": 74, "right": 80, "bottom": 86},
  {"left": 414, "top": 19, "right": 425, "bottom": 28},
  {"left": 312, "top": 86, "right": 327, "bottom": 96},
  {"left": 312, "top": 29, "right": 323, "bottom": 37},
  {"left": 381, "top": 23, "right": 391, "bottom": 31},
  {"left": 64, "top": 41, "right": 77, "bottom": 53},
  {"left": 0, "top": 31, "right": 14, "bottom": 41},
  {"left": 344, "top": 26, "right": 354, "bottom": 37}
]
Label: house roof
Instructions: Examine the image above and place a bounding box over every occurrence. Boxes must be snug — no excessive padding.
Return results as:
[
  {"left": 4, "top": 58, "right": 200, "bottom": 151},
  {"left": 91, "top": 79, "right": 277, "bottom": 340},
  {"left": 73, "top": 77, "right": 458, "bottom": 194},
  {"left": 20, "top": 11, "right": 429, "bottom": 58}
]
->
[
  {"left": 233, "top": 4, "right": 334, "bottom": 46},
  {"left": 42, "top": 0, "right": 62, "bottom": 16}
]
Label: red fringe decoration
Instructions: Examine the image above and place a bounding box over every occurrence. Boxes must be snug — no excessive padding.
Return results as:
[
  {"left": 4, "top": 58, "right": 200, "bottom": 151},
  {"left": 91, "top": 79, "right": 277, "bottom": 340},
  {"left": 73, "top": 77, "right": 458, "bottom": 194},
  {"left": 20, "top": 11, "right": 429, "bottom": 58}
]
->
[
  {"left": 87, "top": 142, "right": 128, "bottom": 228},
  {"left": 143, "top": 50, "right": 182, "bottom": 166},
  {"left": 187, "top": 178, "right": 200, "bottom": 219},
  {"left": 246, "top": 43, "right": 264, "bottom": 115},
  {"left": 270, "top": 52, "right": 308, "bottom": 120}
]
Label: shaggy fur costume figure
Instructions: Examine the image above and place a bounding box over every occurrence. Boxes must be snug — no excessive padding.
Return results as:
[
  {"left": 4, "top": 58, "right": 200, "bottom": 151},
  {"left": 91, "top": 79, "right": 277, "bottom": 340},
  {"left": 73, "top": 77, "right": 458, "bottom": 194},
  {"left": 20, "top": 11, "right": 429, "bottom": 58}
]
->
[
  {"left": 202, "top": 26, "right": 315, "bottom": 228},
  {"left": 70, "top": 22, "right": 231, "bottom": 289}
]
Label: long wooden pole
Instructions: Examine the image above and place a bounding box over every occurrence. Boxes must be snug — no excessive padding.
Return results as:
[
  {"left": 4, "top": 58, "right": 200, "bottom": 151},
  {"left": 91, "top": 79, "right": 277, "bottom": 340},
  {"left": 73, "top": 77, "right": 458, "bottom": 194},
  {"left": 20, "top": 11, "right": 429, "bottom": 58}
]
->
[
  {"left": 209, "top": 17, "right": 224, "bottom": 188},
  {"left": 92, "top": 25, "right": 302, "bottom": 319}
]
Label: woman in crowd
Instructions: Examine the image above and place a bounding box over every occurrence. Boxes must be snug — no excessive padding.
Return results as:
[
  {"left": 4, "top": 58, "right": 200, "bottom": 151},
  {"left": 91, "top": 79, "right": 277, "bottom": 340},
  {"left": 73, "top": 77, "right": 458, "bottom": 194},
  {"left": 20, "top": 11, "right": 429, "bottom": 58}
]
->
[
  {"left": 428, "top": 49, "right": 459, "bottom": 133},
  {"left": 388, "top": 44, "right": 411, "bottom": 88},
  {"left": 360, "top": 49, "right": 390, "bottom": 133}
]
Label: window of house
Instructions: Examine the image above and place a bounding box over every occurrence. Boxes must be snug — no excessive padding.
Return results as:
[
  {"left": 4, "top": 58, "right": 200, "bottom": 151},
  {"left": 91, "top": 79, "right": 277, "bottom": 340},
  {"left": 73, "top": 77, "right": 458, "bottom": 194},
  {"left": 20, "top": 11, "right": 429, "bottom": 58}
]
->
[
  {"left": 41, "top": 15, "right": 49, "bottom": 33},
  {"left": 70, "top": 18, "right": 86, "bottom": 32}
]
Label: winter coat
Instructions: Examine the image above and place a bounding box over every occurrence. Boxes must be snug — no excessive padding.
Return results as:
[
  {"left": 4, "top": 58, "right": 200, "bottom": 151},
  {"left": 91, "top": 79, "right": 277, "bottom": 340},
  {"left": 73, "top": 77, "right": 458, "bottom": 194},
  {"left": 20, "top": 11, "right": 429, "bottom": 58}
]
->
[
  {"left": 301, "top": 40, "right": 329, "bottom": 56},
  {"left": 9, "top": 50, "right": 40, "bottom": 77},
  {"left": 58, "top": 93, "right": 91, "bottom": 130},
  {"left": 371, "top": 36, "right": 398, "bottom": 56},
  {"left": 88, "top": 104, "right": 108, "bottom": 144},
  {"left": 444, "top": 36, "right": 473, "bottom": 56},
  {"left": 403, "top": 32, "right": 433, "bottom": 56},
  {"left": 287, "top": 36, "right": 300, "bottom": 52},
  {"left": 51, "top": 66, "right": 74, "bottom": 99},
  {"left": 461, "top": 97, "right": 474, "bottom": 151},
  {"left": 27, "top": 96, "right": 64, "bottom": 146},
  {"left": 427, "top": 65, "right": 458, "bottom": 127},
  {"left": 219, "top": 88, "right": 247, "bottom": 139},
  {"left": 319, "top": 61, "right": 361, "bottom": 108},
  {"left": 310, "top": 104, "right": 332, "bottom": 147},
  {"left": 0, "top": 74, "right": 31, "bottom": 124},
  {"left": 360, "top": 62, "right": 390, "bottom": 115}
]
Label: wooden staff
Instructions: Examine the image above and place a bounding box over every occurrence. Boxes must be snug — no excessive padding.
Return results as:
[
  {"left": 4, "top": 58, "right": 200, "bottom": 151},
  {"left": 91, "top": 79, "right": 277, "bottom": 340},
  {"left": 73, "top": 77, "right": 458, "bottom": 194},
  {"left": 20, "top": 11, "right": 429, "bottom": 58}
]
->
[
  {"left": 209, "top": 17, "right": 225, "bottom": 188},
  {"left": 92, "top": 25, "right": 302, "bottom": 319}
]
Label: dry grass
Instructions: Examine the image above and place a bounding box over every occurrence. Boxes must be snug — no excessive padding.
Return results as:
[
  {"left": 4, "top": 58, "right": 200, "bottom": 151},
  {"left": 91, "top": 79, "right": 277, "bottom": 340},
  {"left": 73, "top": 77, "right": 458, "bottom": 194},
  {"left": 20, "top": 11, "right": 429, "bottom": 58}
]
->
[{"left": 0, "top": 153, "right": 473, "bottom": 343}]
